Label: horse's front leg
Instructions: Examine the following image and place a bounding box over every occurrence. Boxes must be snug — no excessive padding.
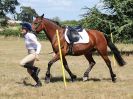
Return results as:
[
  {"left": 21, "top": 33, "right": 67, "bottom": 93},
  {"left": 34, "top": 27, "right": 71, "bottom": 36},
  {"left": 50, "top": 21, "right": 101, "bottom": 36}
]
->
[
  {"left": 62, "top": 57, "right": 77, "bottom": 82},
  {"left": 45, "top": 53, "right": 60, "bottom": 83}
]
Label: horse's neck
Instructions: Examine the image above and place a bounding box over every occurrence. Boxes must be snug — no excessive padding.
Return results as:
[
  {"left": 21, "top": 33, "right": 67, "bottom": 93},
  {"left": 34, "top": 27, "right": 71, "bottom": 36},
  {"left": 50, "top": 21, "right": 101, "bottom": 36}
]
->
[{"left": 43, "top": 19, "right": 64, "bottom": 43}]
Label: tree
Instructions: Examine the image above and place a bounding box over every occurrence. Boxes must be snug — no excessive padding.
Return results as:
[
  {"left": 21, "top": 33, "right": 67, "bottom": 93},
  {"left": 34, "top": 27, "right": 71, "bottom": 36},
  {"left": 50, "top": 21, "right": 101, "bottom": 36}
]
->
[
  {"left": 102, "top": 0, "right": 133, "bottom": 41},
  {"left": 61, "top": 20, "right": 79, "bottom": 27},
  {"left": 0, "top": 0, "right": 19, "bottom": 14},
  {"left": 81, "top": 7, "right": 103, "bottom": 29},
  {"left": 82, "top": 0, "right": 133, "bottom": 42},
  {"left": 0, "top": 0, "right": 19, "bottom": 26},
  {"left": 17, "top": 6, "right": 38, "bottom": 23},
  {"left": 52, "top": 16, "right": 61, "bottom": 22},
  {"left": 52, "top": 16, "right": 80, "bottom": 27}
]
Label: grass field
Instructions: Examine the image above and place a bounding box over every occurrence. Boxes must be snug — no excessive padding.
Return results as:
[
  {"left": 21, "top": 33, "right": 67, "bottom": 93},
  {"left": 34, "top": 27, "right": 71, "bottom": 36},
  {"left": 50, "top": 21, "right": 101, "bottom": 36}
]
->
[{"left": 0, "top": 37, "right": 133, "bottom": 99}]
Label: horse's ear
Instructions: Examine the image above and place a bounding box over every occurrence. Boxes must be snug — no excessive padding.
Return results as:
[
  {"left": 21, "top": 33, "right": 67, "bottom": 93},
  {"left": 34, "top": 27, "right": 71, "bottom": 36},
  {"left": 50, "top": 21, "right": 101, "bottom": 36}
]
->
[{"left": 41, "top": 14, "right": 44, "bottom": 18}]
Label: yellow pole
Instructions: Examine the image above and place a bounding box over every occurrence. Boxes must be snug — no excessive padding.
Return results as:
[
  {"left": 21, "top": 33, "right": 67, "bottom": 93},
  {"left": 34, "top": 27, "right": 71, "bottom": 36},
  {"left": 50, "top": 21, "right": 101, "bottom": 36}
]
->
[
  {"left": 56, "top": 30, "right": 67, "bottom": 87},
  {"left": 110, "top": 32, "right": 116, "bottom": 66}
]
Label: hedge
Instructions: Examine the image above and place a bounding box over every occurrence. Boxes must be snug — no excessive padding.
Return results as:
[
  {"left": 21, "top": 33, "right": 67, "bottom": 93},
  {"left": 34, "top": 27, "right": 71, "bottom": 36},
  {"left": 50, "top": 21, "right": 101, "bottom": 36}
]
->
[
  {"left": 0, "top": 28, "right": 132, "bottom": 43},
  {"left": 0, "top": 28, "right": 48, "bottom": 40}
]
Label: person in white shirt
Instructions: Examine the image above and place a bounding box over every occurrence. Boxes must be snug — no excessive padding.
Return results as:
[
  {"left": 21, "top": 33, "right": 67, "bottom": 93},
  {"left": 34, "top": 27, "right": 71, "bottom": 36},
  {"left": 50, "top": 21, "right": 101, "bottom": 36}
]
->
[{"left": 20, "top": 22, "right": 42, "bottom": 87}]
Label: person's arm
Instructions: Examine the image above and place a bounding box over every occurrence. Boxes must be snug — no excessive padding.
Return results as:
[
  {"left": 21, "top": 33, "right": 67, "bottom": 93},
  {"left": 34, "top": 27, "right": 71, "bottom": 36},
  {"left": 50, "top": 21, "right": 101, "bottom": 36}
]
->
[
  {"left": 34, "top": 40, "right": 41, "bottom": 55},
  {"left": 30, "top": 34, "right": 41, "bottom": 54}
]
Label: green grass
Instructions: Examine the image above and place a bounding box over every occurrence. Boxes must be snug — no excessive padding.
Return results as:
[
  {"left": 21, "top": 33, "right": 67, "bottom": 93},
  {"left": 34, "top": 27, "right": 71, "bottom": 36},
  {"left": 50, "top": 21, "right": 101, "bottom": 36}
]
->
[{"left": 0, "top": 37, "right": 133, "bottom": 99}]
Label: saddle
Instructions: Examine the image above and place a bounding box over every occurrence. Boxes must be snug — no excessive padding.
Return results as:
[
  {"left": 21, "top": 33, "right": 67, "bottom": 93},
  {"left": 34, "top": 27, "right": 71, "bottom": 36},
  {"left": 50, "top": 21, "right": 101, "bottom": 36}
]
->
[
  {"left": 66, "top": 25, "right": 83, "bottom": 55},
  {"left": 66, "top": 25, "right": 83, "bottom": 43}
]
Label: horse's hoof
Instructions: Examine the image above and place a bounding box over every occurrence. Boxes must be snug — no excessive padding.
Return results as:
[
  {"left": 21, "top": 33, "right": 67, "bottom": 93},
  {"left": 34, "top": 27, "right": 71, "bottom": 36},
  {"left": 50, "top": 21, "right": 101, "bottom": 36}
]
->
[
  {"left": 71, "top": 75, "right": 77, "bottom": 82},
  {"left": 112, "top": 77, "right": 117, "bottom": 83},
  {"left": 45, "top": 77, "right": 50, "bottom": 84},
  {"left": 113, "top": 74, "right": 116, "bottom": 78},
  {"left": 112, "top": 74, "right": 117, "bottom": 83},
  {"left": 83, "top": 76, "right": 88, "bottom": 82}
]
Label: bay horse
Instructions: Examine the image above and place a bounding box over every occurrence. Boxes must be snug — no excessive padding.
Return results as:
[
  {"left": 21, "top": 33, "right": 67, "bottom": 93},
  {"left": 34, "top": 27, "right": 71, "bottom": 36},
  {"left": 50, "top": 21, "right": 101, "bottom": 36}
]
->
[{"left": 32, "top": 14, "right": 126, "bottom": 83}]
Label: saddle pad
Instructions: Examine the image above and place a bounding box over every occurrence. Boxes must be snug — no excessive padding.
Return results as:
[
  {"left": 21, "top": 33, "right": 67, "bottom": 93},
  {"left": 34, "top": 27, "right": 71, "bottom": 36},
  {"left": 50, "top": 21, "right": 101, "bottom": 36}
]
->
[{"left": 64, "top": 29, "right": 89, "bottom": 44}]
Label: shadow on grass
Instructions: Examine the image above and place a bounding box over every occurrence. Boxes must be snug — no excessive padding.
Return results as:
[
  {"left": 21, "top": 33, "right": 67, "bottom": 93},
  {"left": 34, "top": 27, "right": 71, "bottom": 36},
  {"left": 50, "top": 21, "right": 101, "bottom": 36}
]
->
[
  {"left": 16, "top": 80, "right": 34, "bottom": 87},
  {"left": 102, "top": 78, "right": 112, "bottom": 81},
  {"left": 41, "top": 76, "right": 64, "bottom": 83},
  {"left": 16, "top": 77, "right": 113, "bottom": 86},
  {"left": 41, "top": 76, "right": 103, "bottom": 83}
]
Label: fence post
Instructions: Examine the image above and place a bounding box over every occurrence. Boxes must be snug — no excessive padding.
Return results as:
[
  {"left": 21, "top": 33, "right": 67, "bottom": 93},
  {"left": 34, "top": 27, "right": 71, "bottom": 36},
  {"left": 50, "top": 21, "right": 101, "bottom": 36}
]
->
[{"left": 56, "top": 29, "right": 67, "bottom": 87}]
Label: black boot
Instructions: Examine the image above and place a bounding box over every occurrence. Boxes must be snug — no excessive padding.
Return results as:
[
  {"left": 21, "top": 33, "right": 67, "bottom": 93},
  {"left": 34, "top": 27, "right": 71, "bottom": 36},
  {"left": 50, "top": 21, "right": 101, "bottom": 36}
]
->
[
  {"left": 34, "top": 80, "right": 42, "bottom": 87},
  {"left": 31, "top": 72, "right": 42, "bottom": 87},
  {"left": 33, "top": 67, "right": 40, "bottom": 77},
  {"left": 24, "top": 65, "right": 40, "bottom": 76}
]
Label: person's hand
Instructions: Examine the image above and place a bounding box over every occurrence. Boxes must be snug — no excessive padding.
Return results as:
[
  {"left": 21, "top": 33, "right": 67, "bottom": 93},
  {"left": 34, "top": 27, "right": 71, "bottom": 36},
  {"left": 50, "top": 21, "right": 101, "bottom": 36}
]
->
[
  {"left": 52, "top": 53, "right": 56, "bottom": 57},
  {"left": 35, "top": 54, "right": 39, "bottom": 61}
]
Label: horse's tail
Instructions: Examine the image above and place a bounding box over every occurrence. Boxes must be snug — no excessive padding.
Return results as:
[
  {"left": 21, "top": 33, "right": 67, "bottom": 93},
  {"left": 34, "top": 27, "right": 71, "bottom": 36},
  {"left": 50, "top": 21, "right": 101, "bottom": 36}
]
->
[{"left": 104, "top": 35, "right": 126, "bottom": 66}]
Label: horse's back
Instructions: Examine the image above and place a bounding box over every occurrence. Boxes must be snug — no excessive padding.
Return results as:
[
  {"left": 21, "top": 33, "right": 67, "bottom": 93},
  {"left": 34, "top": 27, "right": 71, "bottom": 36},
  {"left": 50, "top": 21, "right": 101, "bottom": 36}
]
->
[{"left": 87, "top": 29, "right": 107, "bottom": 48}]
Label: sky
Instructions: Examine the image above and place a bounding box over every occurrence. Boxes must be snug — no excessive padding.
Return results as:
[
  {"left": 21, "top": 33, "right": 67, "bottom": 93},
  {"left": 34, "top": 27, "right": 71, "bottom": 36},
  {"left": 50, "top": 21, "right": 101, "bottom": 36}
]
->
[{"left": 16, "top": 0, "right": 102, "bottom": 21}]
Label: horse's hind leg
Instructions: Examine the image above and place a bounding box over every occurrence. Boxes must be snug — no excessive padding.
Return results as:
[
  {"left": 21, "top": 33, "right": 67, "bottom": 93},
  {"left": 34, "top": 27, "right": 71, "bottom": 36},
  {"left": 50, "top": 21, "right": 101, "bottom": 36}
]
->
[
  {"left": 97, "top": 47, "right": 116, "bottom": 82},
  {"left": 83, "top": 52, "right": 96, "bottom": 81},
  {"left": 62, "top": 57, "right": 77, "bottom": 82}
]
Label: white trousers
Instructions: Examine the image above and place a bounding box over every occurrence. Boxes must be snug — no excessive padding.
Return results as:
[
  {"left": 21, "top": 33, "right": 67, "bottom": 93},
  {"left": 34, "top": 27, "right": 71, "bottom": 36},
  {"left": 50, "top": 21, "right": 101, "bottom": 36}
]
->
[{"left": 20, "top": 49, "right": 36, "bottom": 67}]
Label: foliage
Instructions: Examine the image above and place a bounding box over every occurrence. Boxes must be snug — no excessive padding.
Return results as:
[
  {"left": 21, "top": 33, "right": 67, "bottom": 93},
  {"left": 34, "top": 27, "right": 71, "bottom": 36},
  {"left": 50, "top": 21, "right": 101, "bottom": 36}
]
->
[
  {"left": 0, "top": 28, "right": 20, "bottom": 37},
  {"left": 0, "top": 0, "right": 132, "bottom": 43},
  {"left": 0, "top": 28, "right": 47, "bottom": 40},
  {"left": 102, "top": 0, "right": 133, "bottom": 41},
  {"left": 0, "top": 17, "right": 7, "bottom": 26},
  {"left": 0, "top": 0, "right": 19, "bottom": 14},
  {"left": 52, "top": 16, "right": 61, "bottom": 23},
  {"left": 0, "top": 0, "right": 19, "bottom": 26},
  {"left": 81, "top": 0, "right": 133, "bottom": 42},
  {"left": 16, "top": 6, "right": 38, "bottom": 23},
  {"left": 61, "top": 20, "right": 80, "bottom": 27},
  {"left": 36, "top": 31, "right": 48, "bottom": 40}
]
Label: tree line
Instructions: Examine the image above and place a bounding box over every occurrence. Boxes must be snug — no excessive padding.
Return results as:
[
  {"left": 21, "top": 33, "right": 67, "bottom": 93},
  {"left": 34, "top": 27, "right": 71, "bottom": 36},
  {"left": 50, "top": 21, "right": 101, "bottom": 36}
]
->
[{"left": 0, "top": 0, "right": 132, "bottom": 43}]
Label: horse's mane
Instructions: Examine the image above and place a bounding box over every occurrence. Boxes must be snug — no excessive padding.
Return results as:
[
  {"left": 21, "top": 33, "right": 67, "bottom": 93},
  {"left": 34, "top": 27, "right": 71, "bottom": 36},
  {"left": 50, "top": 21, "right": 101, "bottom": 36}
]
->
[{"left": 45, "top": 18, "right": 63, "bottom": 28}]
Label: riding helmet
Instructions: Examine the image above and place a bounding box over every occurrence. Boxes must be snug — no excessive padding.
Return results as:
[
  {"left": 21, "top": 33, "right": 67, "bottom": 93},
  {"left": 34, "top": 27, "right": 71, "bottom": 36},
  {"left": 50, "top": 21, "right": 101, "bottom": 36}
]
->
[{"left": 20, "top": 22, "right": 32, "bottom": 31}]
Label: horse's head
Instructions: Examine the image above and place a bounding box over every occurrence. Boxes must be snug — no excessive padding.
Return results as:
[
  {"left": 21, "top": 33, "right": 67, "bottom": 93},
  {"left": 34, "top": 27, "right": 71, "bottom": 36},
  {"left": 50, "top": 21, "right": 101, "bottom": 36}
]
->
[{"left": 32, "top": 14, "right": 45, "bottom": 33}]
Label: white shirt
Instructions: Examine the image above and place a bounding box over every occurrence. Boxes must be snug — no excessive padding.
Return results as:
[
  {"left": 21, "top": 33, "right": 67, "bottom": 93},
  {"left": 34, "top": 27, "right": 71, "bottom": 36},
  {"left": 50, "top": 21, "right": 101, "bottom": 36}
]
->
[{"left": 24, "top": 32, "right": 41, "bottom": 54}]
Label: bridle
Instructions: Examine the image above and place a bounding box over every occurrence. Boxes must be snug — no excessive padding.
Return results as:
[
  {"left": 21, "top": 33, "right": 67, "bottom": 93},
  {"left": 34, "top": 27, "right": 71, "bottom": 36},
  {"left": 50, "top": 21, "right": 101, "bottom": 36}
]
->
[
  {"left": 33, "top": 18, "right": 48, "bottom": 33},
  {"left": 33, "top": 20, "right": 43, "bottom": 31}
]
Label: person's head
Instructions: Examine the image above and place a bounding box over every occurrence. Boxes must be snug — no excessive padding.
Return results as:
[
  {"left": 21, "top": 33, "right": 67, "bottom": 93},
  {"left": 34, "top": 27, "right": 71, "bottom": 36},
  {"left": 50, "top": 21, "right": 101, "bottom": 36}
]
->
[{"left": 20, "top": 22, "right": 32, "bottom": 35}]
